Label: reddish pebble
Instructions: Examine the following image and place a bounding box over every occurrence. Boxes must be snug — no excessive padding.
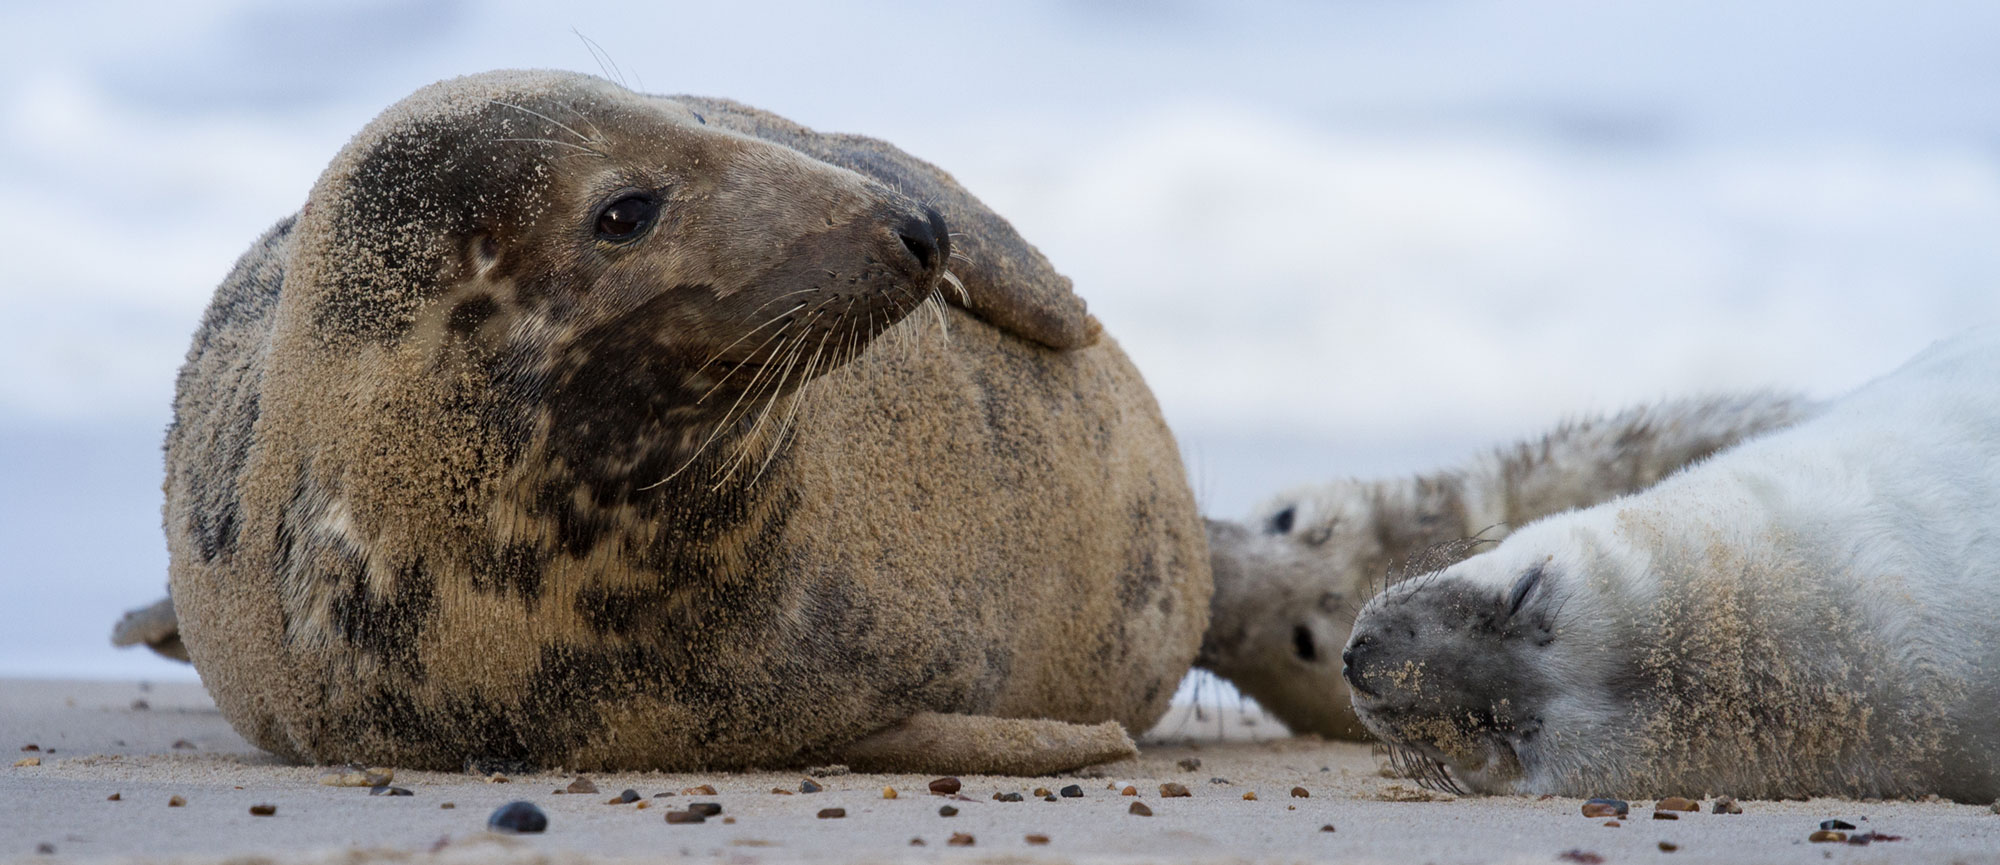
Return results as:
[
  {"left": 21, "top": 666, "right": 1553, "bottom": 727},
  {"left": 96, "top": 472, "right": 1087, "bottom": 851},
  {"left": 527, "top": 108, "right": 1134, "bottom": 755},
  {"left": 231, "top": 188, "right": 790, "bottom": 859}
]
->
[
  {"left": 1128, "top": 802, "right": 1153, "bottom": 816},
  {"left": 1026, "top": 834, "right": 1050, "bottom": 845},
  {"left": 1290, "top": 786, "right": 1310, "bottom": 798},
  {"left": 1656, "top": 796, "right": 1699, "bottom": 811},
  {"left": 1659, "top": 841, "right": 1679, "bottom": 852},
  {"left": 1159, "top": 782, "right": 1191, "bottom": 798},
  {"left": 929, "top": 777, "right": 961, "bottom": 795},
  {"left": 948, "top": 832, "right": 975, "bottom": 846},
  {"left": 249, "top": 804, "right": 276, "bottom": 816},
  {"left": 817, "top": 808, "right": 845, "bottom": 819}
]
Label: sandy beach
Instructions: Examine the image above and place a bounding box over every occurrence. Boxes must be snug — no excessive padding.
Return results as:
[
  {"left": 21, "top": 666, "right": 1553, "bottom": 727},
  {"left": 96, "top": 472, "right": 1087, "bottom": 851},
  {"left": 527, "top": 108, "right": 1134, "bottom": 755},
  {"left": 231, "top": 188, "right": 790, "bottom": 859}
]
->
[{"left": 4, "top": 677, "right": 1997, "bottom": 864}]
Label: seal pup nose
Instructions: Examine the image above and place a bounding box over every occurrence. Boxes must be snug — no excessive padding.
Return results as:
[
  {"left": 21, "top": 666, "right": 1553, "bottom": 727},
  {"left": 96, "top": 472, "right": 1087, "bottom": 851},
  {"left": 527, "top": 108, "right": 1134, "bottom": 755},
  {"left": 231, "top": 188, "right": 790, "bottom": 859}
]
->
[
  {"left": 896, "top": 207, "right": 947, "bottom": 270},
  {"left": 1341, "top": 637, "right": 1376, "bottom": 696}
]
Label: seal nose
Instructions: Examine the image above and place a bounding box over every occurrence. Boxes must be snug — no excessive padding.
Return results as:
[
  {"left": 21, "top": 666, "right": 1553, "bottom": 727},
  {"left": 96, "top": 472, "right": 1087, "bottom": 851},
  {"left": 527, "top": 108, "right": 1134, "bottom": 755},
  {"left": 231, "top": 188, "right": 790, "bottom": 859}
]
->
[
  {"left": 896, "top": 207, "right": 947, "bottom": 271},
  {"left": 1341, "top": 636, "right": 1376, "bottom": 697}
]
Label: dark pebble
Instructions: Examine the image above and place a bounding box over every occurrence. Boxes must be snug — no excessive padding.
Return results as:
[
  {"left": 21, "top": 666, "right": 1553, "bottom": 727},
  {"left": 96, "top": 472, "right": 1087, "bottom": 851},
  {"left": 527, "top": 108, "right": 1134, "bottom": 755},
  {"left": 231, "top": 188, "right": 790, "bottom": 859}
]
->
[
  {"left": 20, "top": 744, "right": 38, "bottom": 752},
  {"left": 1043, "top": 795, "right": 1057, "bottom": 802},
  {"left": 1210, "top": 777, "right": 1231, "bottom": 785},
  {"left": 1128, "top": 802, "right": 1153, "bottom": 816},
  {"left": 1658, "top": 841, "right": 1679, "bottom": 852},
  {"left": 1656, "top": 796, "right": 1699, "bottom": 811},
  {"left": 1290, "top": 786, "right": 1310, "bottom": 798},
  {"left": 249, "top": 804, "right": 276, "bottom": 816},
  {"left": 653, "top": 792, "right": 676, "bottom": 798},
  {"left": 1320, "top": 824, "right": 1336, "bottom": 833},
  {"left": 107, "top": 793, "right": 120, "bottom": 801},
  {"left": 1177, "top": 757, "right": 1202, "bottom": 771},
  {"left": 939, "top": 805, "right": 959, "bottom": 817},
  {"left": 1556, "top": 851, "right": 1605, "bottom": 864},
  {"left": 1026, "top": 833, "right": 1050, "bottom": 844},
  {"left": 1652, "top": 811, "right": 1679, "bottom": 820},
  {"left": 929, "top": 777, "right": 961, "bottom": 795},
  {"left": 1160, "top": 782, "right": 1191, "bottom": 798},
  {"left": 994, "top": 792, "right": 1024, "bottom": 802},
  {"left": 688, "top": 802, "right": 723, "bottom": 817},
  {"left": 612, "top": 789, "right": 641, "bottom": 804},
  {"left": 800, "top": 779, "right": 823, "bottom": 793},
  {"left": 817, "top": 808, "right": 846, "bottom": 819},
  {"left": 1820, "top": 819, "right": 1857, "bottom": 831},
  {"left": 1059, "top": 785, "right": 1083, "bottom": 798},
  {"left": 369, "top": 786, "right": 413, "bottom": 796},
  {"left": 486, "top": 801, "right": 547, "bottom": 834},
  {"left": 565, "top": 776, "right": 598, "bottom": 794},
  {"left": 910, "top": 838, "right": 925, "bottom": 846},
  {"left": 1580, "top": 798, "right": 1629, "bottom": 818},
  {"left": 35, "top": 843, "right": 54, "bottom": 855},
  {"left": 664, "top": 811, "right": 706, "bottom": 825},
  {"left": 948, "top": 832, "right": 974, "bottom": 846}
]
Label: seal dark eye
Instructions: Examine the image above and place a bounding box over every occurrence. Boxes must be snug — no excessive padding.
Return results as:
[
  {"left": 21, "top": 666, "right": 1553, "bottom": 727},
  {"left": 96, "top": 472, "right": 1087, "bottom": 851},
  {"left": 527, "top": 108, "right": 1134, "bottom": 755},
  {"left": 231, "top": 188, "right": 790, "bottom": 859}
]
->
[
  {"left": 1267, "top": 505, "right": 1296, "bottom": 535},
  {"left": 594, "top": 194, "right": 659, "bottom": 242},
  {"left": 1507, "top": 565, "right": 1543, "bottom": 618}
]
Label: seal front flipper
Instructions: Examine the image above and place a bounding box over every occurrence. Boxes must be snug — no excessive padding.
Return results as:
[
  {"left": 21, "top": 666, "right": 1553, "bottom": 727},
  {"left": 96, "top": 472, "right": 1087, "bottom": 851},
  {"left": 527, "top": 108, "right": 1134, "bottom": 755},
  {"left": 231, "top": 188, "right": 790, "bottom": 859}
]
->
[
  {"left": 110, "top": 595, "right": 190, "bottom": 662},
  {"left": 666, "top": 95, "right": 1100, "bottom": 351},
  {"left": 835, "top": 712, "right": 1136, "bottom": 776}
]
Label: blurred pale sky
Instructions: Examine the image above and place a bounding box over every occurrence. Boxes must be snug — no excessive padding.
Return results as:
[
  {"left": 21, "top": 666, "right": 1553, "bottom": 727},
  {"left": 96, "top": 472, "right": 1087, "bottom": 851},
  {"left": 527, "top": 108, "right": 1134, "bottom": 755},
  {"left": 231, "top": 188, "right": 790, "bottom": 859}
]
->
[{"left": 4, "top": 0, "right": 1999, "bottom": 680}]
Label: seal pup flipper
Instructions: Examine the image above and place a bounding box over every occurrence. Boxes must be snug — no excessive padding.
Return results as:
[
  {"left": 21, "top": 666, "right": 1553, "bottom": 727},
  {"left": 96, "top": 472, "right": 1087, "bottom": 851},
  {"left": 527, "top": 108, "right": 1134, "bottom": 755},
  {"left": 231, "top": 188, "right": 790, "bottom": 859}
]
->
[
  {"left": 666, "top": 95, "right": 1099, "bottom": 351},
  {"left": 836, "top": 712, "right": 1136, "bottom": 776},
  {"left": 110, "top": 595, "right": 190, "bottom": 663}
]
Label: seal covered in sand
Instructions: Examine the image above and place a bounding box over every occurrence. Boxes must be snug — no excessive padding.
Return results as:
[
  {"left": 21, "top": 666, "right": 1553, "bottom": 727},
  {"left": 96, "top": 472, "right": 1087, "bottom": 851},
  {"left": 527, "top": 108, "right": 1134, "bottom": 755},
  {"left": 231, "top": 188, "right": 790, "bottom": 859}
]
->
[
  {"left": 1200, "top": 393, "right": 1816, "bottom": 739},
  {"left": 154, "top": 70, "right": 1207, "bottom": 774},
  {"left": 1344, "top": 329, "right": 2000, "bottom": 801}
]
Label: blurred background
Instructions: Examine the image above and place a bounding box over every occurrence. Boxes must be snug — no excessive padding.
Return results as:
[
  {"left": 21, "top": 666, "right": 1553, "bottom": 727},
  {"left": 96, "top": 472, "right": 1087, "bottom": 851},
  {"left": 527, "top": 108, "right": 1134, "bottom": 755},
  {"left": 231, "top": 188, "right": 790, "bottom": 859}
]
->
[{"left": 3, "top": 1, "right": 1998, "bottom": 697}]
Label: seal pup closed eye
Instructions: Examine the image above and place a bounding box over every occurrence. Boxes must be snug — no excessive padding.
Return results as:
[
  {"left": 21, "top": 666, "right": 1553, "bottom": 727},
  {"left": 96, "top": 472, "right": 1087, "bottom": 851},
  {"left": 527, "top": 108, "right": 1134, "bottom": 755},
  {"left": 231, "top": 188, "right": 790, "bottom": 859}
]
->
[
  {"left": 1346, "top": 328, "right": 2000, "bottom": 801},
  {"left": 136, "top": 69, "right": 1207, "bottom": 774},
  {"left": 1200, "top": 393, "right": 1817, "bottom": 739}
]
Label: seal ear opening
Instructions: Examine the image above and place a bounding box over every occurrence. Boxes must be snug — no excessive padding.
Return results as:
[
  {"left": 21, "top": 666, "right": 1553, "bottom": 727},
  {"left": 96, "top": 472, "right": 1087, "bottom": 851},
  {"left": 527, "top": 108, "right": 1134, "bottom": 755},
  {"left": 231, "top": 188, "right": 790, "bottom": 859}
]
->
[{"left": 667, "top": 95, "right": 1100, "bottom": 351}]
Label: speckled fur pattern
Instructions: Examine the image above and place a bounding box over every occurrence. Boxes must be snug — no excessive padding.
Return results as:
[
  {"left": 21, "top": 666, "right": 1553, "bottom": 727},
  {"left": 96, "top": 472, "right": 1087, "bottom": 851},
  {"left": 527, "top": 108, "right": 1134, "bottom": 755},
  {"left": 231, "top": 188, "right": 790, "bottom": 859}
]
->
[
  {"left": 1345, "top": 329, "right": 2000, "bottom": 801},
  {"left": 1201, "top": 393, "right": 1818, "bottom": 739},
  {"left": 160, "top": 70, "right": 1206, "bottom": 773}
]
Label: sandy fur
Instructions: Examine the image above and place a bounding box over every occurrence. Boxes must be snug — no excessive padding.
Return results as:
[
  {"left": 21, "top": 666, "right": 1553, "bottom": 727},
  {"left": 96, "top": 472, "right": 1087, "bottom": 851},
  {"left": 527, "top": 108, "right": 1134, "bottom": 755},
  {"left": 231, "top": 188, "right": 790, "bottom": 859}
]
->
[
  {"left": 1201, "top": 393, "right": 1817, "bottom": 739},
  {"left": 1348, "top": 328, "right": 2000, "bottom": 801}
]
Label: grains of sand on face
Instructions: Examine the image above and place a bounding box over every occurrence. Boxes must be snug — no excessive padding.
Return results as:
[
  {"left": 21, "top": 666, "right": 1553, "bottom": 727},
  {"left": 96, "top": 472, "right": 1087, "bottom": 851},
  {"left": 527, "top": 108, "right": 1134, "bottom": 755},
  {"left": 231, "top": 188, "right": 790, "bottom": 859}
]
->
[
  {"left": 1712, "top": 797, "right": 1742, "bottom": 814},
  {"left": 1128, "top": 801, "right": 1153, "bottom": 816},
  {"left": 168, "top": 796, "right": 185, "bottom": 807},
  {"left": 1290, "top": 786, "right": 1310, "bottom": 798},
  {"left": 928, "top": 777, "right": 961, "bottom": 795},
  {"left": 799, "top": 778, "right": 823, "bottom": 793},
  {"left": 817, "top": 808, "right": 845, "bottom": 819},
  {"left": 486, "top": 801, "right": 547, "bottom": 834},
  {"left": 948, "top": 832, "right": 974, "bottom": 846},
  {"left": 939, "top": 805, "right": 958, "bottom": 817},
  {"left": 882, "top": 787, "right": 897, "bottom": 799},
  {"left": 1026, "top": 834, "right": 1050, "bottom": 845},
  {"left": 683, "top": 784, "right": 717, "bottom": 795},
  {"left": 665, "top": 811, "right": 705, "bottom": 825},
  {"left": 249, "top": 804, "right": 276, "bottom": 816},
  {"left": 1160, "top": 782, "right": 1191, "bottom": 798},
  {"left": 689, "top": 802, "right": 722, "bottom": 817},
  {"left": 1060, "top": 784, "right": 1083, "bottom": 798},
  {"left": 1581, "top": 798, "right": 1629, "bottom": 818},
  {"left": 1177, "top": 757, "right": 1201, "bottom": 771}
]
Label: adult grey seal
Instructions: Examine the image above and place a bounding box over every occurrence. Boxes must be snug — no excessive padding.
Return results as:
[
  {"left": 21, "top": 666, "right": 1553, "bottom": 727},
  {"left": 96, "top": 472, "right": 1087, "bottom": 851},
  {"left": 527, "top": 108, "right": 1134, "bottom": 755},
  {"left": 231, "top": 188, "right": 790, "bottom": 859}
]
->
[
  {"left": 1201, "top": 393, "right": 1816, "bottom": 738},
  {"left": 1345, "top": 329, "right": 2000, "bottom": 801},
  {"left": 140, "top": 69, "right": 1208, "bottom": 774}
]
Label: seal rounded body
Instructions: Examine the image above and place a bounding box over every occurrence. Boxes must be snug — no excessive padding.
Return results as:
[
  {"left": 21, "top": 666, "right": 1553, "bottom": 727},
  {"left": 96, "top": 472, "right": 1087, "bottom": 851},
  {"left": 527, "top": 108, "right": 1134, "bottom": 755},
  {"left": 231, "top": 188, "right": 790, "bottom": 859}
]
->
[
  {"left": 162, "top": 70, "right": 1206, "bottom": 772},
  {"left": 1345, "top": 329, "right": 2000, "bottom": 801},
  {"left": 1200, "top": 393, "right": 1816, "bottom": 739}
]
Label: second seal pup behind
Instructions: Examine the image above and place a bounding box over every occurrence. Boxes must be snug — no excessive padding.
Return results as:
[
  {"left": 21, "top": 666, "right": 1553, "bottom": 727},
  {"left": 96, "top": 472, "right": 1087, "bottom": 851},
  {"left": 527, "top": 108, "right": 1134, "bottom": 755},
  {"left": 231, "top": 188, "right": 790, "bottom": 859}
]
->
[
  {"left": 1346, "top": 329, "right": 2000, "bottom": 801},
  {"left": 1201, "top": 393, "right": 1817, "bottom": 738},
  {"left": 159, "top": 70, "right": 1207, "bottom": 774}
]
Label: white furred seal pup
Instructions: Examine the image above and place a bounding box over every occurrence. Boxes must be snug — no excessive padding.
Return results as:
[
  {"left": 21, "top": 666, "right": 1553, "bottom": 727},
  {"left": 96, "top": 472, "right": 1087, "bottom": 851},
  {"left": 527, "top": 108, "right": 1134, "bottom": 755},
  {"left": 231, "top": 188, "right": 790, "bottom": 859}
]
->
[{"left": 1345, "top": 328, "right": 2000, "bottom": 801}]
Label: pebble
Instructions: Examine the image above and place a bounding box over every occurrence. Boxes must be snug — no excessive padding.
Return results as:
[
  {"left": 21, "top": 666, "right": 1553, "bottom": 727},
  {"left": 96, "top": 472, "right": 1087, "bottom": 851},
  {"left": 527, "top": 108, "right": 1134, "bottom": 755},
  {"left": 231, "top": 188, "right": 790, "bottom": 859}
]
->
[
  {"left": 1242, "top": 791, "right": 1258, "bottom": 801},
  {"left": 565, "top": 777, "right": 598, "bottom": 794},
  {"left": 370, "top": 786, "right": 414, "bottom": 796},
  {"left": 320, "top": 767, "right": 394, "bottom": 787},
  {"left": 13, "top": 758, "right": 40, "bottom": 767},
  {"left": 107, "top": 793, "right": 120, "bottom": 801},
  {"left": 1059, "top": 785, "right": 1083, "bottom": 798},
  {"left": 682, "top": 784, "right": 717, "bottom": 795},
  {"left": 948, "top": 832, "right": 975, "bottom": 846},
  {"left": 994, "top": 792, "right": 1024, "bottom": 802},
  {"left": 440, "top": 803, "right": 455, "bottom": 809},
  {"left": 882, "top": 787, "right": 898, "bottom": 799},
  {"left": 1656, "top": 796, "right": 1699, "bottom": 811},
  {"left": 1602, "top": 821, "right": 1620, "bottom": 828},
  {"left": 909, "top": 838, "right": 925, "bottom": 846},
  {"left": 487, "top": 801, "right": 547, "bottom": 834},
  {"left": 486, "top": 774, "right": 509, "bottom": 783},
  {"left": 1712, "top": 797, "right": 1743, "bottom": 814},
  {"left": 1120, "top": 785, "right": 1138, "bottom": 796},
  {"left": 249, "top": 804, "right": 276, "bottom": 816},
  {"left": 929, "top": 777, "right": 962, "bottom": 795},
  {"left": 609, "top": 789, "right": 641, "bottom": 804},
  {"left": 1044, "top": 795, "right": 1058, "bottom": 802},
  {"left": 939, "top": 805, "right": 959, "bottom": 817},
  {"left": 1210, "top": 777, "right": 1231, "bottom": 785},
  {"left": 664, "top": 811, "right": 706, "bottom": 825},
  {"left": 1177, "top": 757, "right": 1202, "bottom": 771},
  {"left": 1658, "top": 841, "right": 1679, "bottom": 852},
  {"left": 688, "top": 802, "right": 723, "bottom": 816},
  {"left": 771, "top": 787, "right": 793, "bottom": 795},
  {"left": 1556, "top": 851, "right": 1605, "bottom": 864},
  {"left": 1290, "top": 786, "right": 1310, "bottom": 798},
  {"left": 1580, "top": 798, "right": 1629, "bottom": 818},
  {"left": 1651, "top": 811, "right": 1679, "bottom": 820},
  {"left": 1809, "top": 830, "right": 1847, "bottom": 843},
  {"left": 168, "top": 796, "right": 186, "bottom": 807},
  {"left": 800, "top": 779, "right": 823, "bottom": 793},
  {"left": 1032, "top": 787, "right": 1052, "bottom": 798},
  {"left": 20, "top": 744, "right": 38, "bottom": 752},
  {"left": 634, "top": 801, "right": 650, "bottom": 810},
  {"left": 1026, "top": 833, "right": 1050, "bottom": 844},
  {"left": 817, "top": 808, "right": 846, "bottom": 819},
  {"left": 722, "top": 817, "right": 736, "bottom": 824},
  {"left": 1320, "top": 824, "right": 1336, "bottom": 833},
  {"left": 1128, "top": 802, "right": 1153, "bottom": 816},
  {"left": 1820, "top": 819, "right": 1857, "bottom": 831},
  {"left": 35, "top": 843, "right": 54, "bottom": 855},
  {"left": 1160, "top": 782, "right": 1192, "bottom": 798},
  {"left": 172, "top": 740, "right": 196, "bottom": 750},
  {"left": 653, "top": 792, "right": 677, "bottom": 798}
]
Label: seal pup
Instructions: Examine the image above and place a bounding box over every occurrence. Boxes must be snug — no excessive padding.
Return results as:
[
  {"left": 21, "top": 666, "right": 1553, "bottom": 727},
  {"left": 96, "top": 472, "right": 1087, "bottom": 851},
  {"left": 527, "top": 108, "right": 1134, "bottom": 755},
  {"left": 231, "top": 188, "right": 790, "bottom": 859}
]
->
[
  {"left": 146, "top": 70, "right": 1207, "bottom": 774},
  {"left": 1201, "top": 393, "right": 1817, "bottom": 739},
  {"left": 1345, "top": 329, "right": 2000, "bottom": 801}
]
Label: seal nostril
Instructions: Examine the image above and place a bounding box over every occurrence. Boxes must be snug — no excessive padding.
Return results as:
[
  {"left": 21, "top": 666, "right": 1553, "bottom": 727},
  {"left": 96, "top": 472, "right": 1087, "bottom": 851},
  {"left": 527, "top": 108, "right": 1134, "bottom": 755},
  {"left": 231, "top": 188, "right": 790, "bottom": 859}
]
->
[
  {"left": 896, "top": 211, "right": 940, "bottom": 270},
  {"left": 1292, "top": 624, "right": 1318, "bottom": 662}
]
